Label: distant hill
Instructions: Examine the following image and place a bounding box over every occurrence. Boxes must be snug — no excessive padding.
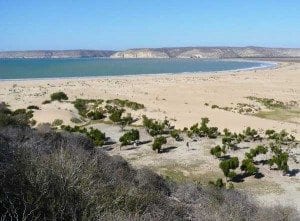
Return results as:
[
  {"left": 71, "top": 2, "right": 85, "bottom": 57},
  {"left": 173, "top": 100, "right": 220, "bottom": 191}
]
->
[
  {"left": 111, "top": 46, "right": 300, "bottom": 58},
  {"left": 0, "top": 50, "right": 115, "bottom": 59},
  {"left": 1, "top": 47, "right": 300, "bottom": 59}
]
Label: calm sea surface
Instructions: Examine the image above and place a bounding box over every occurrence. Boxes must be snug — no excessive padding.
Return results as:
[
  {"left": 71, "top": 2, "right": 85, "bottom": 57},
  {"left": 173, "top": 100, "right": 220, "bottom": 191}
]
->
[{"left": 0, "top": 58, "right": 272, "bottom": 80}]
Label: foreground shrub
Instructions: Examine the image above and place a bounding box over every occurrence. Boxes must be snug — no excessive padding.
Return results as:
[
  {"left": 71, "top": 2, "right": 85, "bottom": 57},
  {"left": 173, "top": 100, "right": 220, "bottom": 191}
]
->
[
  {"left": 0, "top": 125, "right": 298, "bottom": 220},
  {"left": 50, "top": 91, "right": 68, "bottom": 101}
]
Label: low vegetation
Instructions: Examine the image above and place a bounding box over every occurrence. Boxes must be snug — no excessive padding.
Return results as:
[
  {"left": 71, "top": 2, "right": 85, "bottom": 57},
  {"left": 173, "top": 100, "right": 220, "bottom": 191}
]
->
[
  {"left": 152, "top": 136, "right": 167, "bottom": 153},
  {"left": 188, "top": 117, "right": 219, "bottom": 138},
  {"left": 61, "top": 125, "right": 106, "bottom": 146},
  {"left": 50, "top": 91, "right": 69, "bottom": 101},
  {"left": 107, "top": 98, "right": 144, "bottom": 110},
  {"left": 0, "top": 101, "right": 298, "bottom": 220}
]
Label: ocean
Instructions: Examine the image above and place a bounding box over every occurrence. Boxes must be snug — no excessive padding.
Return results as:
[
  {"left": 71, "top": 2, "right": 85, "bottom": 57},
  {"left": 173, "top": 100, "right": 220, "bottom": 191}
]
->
[{"left": 0, "top": 58, "right": 274, "bottom": 80}]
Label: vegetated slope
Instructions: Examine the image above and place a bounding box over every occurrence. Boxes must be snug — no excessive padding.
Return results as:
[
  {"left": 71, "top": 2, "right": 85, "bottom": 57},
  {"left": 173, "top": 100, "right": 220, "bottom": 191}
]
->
[{"left": 0, "top": 104, "right": 298, "bottom": 220}]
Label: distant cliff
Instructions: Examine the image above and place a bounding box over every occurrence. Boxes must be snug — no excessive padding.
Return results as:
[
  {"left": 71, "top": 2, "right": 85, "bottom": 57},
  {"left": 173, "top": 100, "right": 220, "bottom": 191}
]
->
[
  {"left": 110, "top": 47, "right": 300, "bottom": 58},
  {"left": 0, "top": 50, "right": 115, "bottom": 59},
  {"left": 1, "top": 47, "right": 300, "bottom": 59}
]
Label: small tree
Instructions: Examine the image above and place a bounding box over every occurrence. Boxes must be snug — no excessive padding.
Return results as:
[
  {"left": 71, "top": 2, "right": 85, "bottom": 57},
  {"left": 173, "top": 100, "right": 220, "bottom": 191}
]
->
[
  {"left": 152, "top": 136, "right": 167, "bottom": 153},
  {"left": 241, "top": 158, "right": 258, "bottom": 175},
  {"left": 268, "top": 144, "right": 289, "bottom": 173},
  {"left": 50, "top": 92, "right": 68, "bottom": 101},
  {"left": 210, "top": 145, "right": 226, "bottom": 158},
  {"left": 119, "top": 129, "right": 140, "bottom": 146},
  {"left": 219, "top": 157, "right": 239, "bottom": 181},
  {"left": 109, "top": 108, "right": 125, "bottom": 123}
]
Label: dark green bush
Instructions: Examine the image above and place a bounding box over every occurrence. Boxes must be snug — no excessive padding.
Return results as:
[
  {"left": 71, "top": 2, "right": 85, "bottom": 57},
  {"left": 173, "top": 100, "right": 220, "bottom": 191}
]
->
[
  {"left": 143, "top": 115, "right": 166, "bottom": 136},
  {"left": 119, "top": 129, "right": 140, "bottom": 146},
  {"left": 219, "top": 157, "right": 239, "bottom": 180},
  {"left": 27, "top": 105, "right": 40, "bottom": 110},
  {"left": 109, "top": 108, "right": 125, "bottom": 123},
  {"left": 50, "top": 91, "right": 68, "bottom": 101},
  {"left": 152, "top": 136, "right": 167, "bottom": 153}
]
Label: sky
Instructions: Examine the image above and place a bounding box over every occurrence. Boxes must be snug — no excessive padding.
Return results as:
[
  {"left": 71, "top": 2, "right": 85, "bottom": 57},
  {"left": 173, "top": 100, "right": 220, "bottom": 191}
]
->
[{"left": 0, "top": 0, "right": 299, "bottom": 51}]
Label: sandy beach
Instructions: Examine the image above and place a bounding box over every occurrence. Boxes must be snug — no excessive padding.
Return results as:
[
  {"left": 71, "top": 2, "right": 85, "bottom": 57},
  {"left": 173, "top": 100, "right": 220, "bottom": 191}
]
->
[{"left": 1, "top": 61, "right": 299, "bottom": 138}]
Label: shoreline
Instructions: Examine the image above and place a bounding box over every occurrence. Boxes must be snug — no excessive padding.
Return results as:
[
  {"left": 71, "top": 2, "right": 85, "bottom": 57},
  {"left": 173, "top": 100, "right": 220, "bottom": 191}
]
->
[
  {"left": 0, "top": 61, "right": 299, "bottom": 139},
  {"left": 0, "top": 59, "right": 277, "bottom": 82}
]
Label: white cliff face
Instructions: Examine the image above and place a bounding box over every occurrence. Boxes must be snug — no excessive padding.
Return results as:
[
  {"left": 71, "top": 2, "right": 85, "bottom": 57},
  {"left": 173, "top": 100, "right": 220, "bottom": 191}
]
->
[{"left": 110, "top": 49, "right": 169, "bottom": 58}]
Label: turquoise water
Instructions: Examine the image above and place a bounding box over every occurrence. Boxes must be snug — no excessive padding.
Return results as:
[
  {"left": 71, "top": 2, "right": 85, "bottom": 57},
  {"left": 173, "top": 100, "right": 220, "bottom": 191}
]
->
[{"left": 0, "top": 58, "right": 272, "bottom": 80}]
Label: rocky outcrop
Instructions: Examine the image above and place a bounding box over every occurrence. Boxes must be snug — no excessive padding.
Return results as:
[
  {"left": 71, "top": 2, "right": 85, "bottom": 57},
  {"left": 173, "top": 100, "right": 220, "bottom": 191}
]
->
[{"left": 110, "top": 49, "right": 169, "bottom": 58}]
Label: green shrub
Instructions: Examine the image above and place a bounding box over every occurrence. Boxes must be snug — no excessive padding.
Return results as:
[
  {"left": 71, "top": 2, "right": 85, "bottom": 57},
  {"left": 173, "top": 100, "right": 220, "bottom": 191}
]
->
[
  {"left": 52, "top": 119, "right": 63, "bottom": 126},
  {"left": 152, "top": 136, "right": 167, "bottom": 153},
  {"left": 109, "top": 108, "right": 125, "bottom": 123},
  {"left": 27, "top": 105, "right": 40, "bottom": 110},
  {"left": 70, "top": 117, "right": 83, "bottom": 124},
  {"left": 219, "top": 157, "right": 239, "bottom": 181},
  {"left": 210, "top": 145, "right": 226, "bottom": 158},
  {"left": 119, "top": 129, "right": 140, "bottom": 146},
  {"left": 61, "top": 125, "right": 106, "bottom": 146},
  {"left": 143, "top": 115, "right": 165, "bottom": 136},
  {"left": 241, "top": 158, "right": 258, "bottom": 175},
  {"left": 188, "top": 118, "right": 219, "bottom": 138},
  {"left": 107, "top": 99, "right": 144, "bottom": 110},
  {"left": 170, "top": 130, "right": 183, "bottom": 141},
  {"left": 50, "top": 92, "right": 68, "bottom": 101},
  {"left": 42, "top": 100, "right": 51, "bottom": 104},
  {"left": 87, "top": 110, "right": 105, "bottom": 120},
  {"left": 268, "top": 144, "right": 289, "bottom": 173}
]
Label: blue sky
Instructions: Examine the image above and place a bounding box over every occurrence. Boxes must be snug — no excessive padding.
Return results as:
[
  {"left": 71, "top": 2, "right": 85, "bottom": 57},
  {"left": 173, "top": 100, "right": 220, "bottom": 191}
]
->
[{"left": 0, "top": 0, "right": 299, "bottom": 50}]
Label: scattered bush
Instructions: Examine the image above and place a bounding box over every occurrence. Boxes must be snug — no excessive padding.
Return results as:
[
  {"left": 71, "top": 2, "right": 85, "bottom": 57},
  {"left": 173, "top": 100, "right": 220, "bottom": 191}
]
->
[
  {"left": 219, "top": 157, "right": 239, "bottom": 181},
  {"left": 87, "top": 110, "right": 105, "bottom": 120},
  {"left": 109, "top": 108, "right": 125, "bottom": 123},
  {"left": 241, "top": 158, "right": 258, "bottom": 175},
  {"left": 210, "top": 145, "right": 226, "bottom": 158},
  {"left": 243, "top": 126, "right": 260, "bottom": 141},
  {"left": 52, "top": 119, "right": 63, "bottom": 126},
  {"left": 70, "top": 117, "right": 83, "bottom": 124},
  {"left": 107, "top": 99, "right": 144, "bottom": 110},
  {"left": 152, "top": 136, "right": 167, "bottom": 153},
  {"left": 268, "top": 144, "right": 289, "bottom": 173},
  {"left": 143, "top": 115, "right": 166, "bottom": 136},
  {"left": 119, "top": 129, "right": 140, "bottom": 146},
  {"left": 266, "top": 129, "right": 295, "bottom": 144},
  {"left": 50, "top": 91, "right": 68, "bottom": 101},
  {"left": 27, "top": 105, "right": 40, "bottom": 110},
  {"left": 42, "top": 100, "right": 51, "bottom": 104},
  {"left": 62, "top": 125, "right": 106, "bottom": 146},
  {"left": 189, "top": 118, "right": 219, "bottom": 138},
  {"left": 170, "top": 129, "right": 183, "bottom": 141}
]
